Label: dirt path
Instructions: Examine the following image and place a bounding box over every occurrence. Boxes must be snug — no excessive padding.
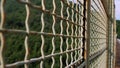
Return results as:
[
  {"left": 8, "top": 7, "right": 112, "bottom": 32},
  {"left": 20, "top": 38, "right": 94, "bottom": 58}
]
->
[{"left": 116, "top": 39, "right": 120, "bottom": 68}]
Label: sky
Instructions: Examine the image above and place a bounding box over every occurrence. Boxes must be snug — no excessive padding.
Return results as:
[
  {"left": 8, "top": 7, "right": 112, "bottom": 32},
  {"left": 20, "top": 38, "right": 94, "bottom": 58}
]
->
[{"left": 115, "top": 0, "right": 120, "bottom": 20}]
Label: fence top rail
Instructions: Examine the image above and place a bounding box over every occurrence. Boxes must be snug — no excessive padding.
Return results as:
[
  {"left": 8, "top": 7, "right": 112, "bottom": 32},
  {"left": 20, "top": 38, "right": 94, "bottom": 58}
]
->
[{"left": 100, "top": 0, "right": 111, "bottom": 18}]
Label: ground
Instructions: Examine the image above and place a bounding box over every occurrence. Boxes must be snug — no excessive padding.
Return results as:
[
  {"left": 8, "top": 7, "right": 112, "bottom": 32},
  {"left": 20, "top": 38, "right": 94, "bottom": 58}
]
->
[{"left": 116, "top": 39, "right": 120, "bottom": 68}]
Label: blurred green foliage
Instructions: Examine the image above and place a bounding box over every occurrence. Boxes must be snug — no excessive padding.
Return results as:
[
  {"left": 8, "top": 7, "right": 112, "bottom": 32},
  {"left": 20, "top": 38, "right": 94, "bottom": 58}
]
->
[
  {"left": 116, "top": 20, "right": 120, "bottom": 38},
  {"left": 3, "top": 0, "right": 77, "bottom": 68}
]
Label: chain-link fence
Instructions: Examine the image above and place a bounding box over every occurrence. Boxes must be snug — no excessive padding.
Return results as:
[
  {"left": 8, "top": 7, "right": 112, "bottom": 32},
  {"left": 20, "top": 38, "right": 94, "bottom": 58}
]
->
[{"left": 0, "top": 0, "right": 116, "bottom": 68}]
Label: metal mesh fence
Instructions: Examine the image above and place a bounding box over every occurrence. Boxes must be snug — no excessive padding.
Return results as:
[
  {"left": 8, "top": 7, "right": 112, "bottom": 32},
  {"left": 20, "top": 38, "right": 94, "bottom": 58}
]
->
[
  {"left": 89, "top": 0, "right": 107, "bottom": 67},
  {"left": 0, "top": 0, "right": 115, "bottom": 68}
]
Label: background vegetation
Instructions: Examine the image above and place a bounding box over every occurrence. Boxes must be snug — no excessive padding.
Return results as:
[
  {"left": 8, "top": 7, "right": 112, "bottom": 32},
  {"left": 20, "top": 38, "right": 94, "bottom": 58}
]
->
[
  {"left": 3, "top": 0, "right": 119, "bottom": 68},
  {"left": 116, "top": 20, "right": 120, "bottom": 38},
  {"left": 3, "top": 0, "right": 80, "bottom": 68}
]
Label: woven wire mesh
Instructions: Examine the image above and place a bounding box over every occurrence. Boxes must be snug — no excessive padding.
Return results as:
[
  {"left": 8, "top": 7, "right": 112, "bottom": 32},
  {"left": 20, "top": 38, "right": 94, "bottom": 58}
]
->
[
  {"left": 0, "top": 0, "right": 85, "bottom": 68},
  {"left": 0, "top": 0, "right": 115, "bottom": 68},
  {"left": 89, "top": 51, "right": 107, "bottom": 68},
  {"left": 89, "top": 0, "right": 108, "bottom": 68}
]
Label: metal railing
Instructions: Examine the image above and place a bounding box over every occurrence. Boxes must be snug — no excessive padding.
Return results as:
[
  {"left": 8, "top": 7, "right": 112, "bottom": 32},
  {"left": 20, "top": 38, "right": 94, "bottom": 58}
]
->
[{"left": 0, "top": 0, "right": 116, "bottom": 68}]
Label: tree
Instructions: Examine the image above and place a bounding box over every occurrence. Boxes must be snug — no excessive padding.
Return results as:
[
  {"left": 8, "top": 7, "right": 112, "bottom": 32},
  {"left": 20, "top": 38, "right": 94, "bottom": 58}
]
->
[{"left": 116, "top": 20, "right": 120, "bottom": 38}]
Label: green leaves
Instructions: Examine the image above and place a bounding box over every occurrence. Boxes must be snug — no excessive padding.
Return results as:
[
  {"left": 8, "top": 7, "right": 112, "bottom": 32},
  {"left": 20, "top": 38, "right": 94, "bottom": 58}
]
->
[{"left": 116, "top": 20, "right": 120, "bottom": 38}]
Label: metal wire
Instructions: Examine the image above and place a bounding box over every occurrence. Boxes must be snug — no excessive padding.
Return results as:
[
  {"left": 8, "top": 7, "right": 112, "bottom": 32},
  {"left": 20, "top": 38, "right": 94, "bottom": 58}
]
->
[
  {"left": 89, "top": 0, "right": 114, "bottom": 68},
  {"left": 0, "top": 0, "right": 115, "bottom": 68},
  {"left": 0, "top": 0, "right": 6, "bottom": 68},
  {"left": 24, "top": 0, "right": 30, "bottom": 68}
]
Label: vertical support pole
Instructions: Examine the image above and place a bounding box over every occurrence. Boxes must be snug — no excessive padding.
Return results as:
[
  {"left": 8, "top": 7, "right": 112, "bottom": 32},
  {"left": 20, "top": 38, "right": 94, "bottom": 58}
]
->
[
  {"left": 113, "top": 2, "right": 116, "bottom": 68},
  {"left": 106, "top": 17, "right": 109, "bottom": 68},
  {"left": 111, "top": 0, "right": 114, "bottom": 67},
  {"left": 106, "top": 17, "right": 108, "bottom": 68},
  {"left": 110, "top": 0, "right": 114, "bottom": 68},
  {"left": 86, "top": 0, "right": 91, "bottom": 68},
  {"left": 107, "top": 0, "right": 113, "bottom": 68},
  {"left": 83, "top": 0, "right": 87, "bottom": 63},
  {"left": 112, "top": 0, "right": 116, "bottom": 67}
]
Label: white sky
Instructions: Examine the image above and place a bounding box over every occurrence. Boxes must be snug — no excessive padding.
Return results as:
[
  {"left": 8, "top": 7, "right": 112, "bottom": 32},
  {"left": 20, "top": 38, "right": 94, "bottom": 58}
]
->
[{"left": 115, "top": 0, "right": 120, "bottom": 20}]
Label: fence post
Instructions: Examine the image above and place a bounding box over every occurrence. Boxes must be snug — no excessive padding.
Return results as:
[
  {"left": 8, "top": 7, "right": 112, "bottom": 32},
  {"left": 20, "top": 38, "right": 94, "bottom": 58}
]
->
[
  {"left": 86, "top": 0, "right": 91, "bottom": 68},
  {"left": 107, "top": 5, "right": 110, "bottom": 68},
  {"left": 107, "top": 0, "right": 114, "bottom": 68},
  {"left": 111, "top": 0, "right": 116, "bottom": 68},
  {"left": 113, "top": 2, "right": 116, "bottom": 68}
]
